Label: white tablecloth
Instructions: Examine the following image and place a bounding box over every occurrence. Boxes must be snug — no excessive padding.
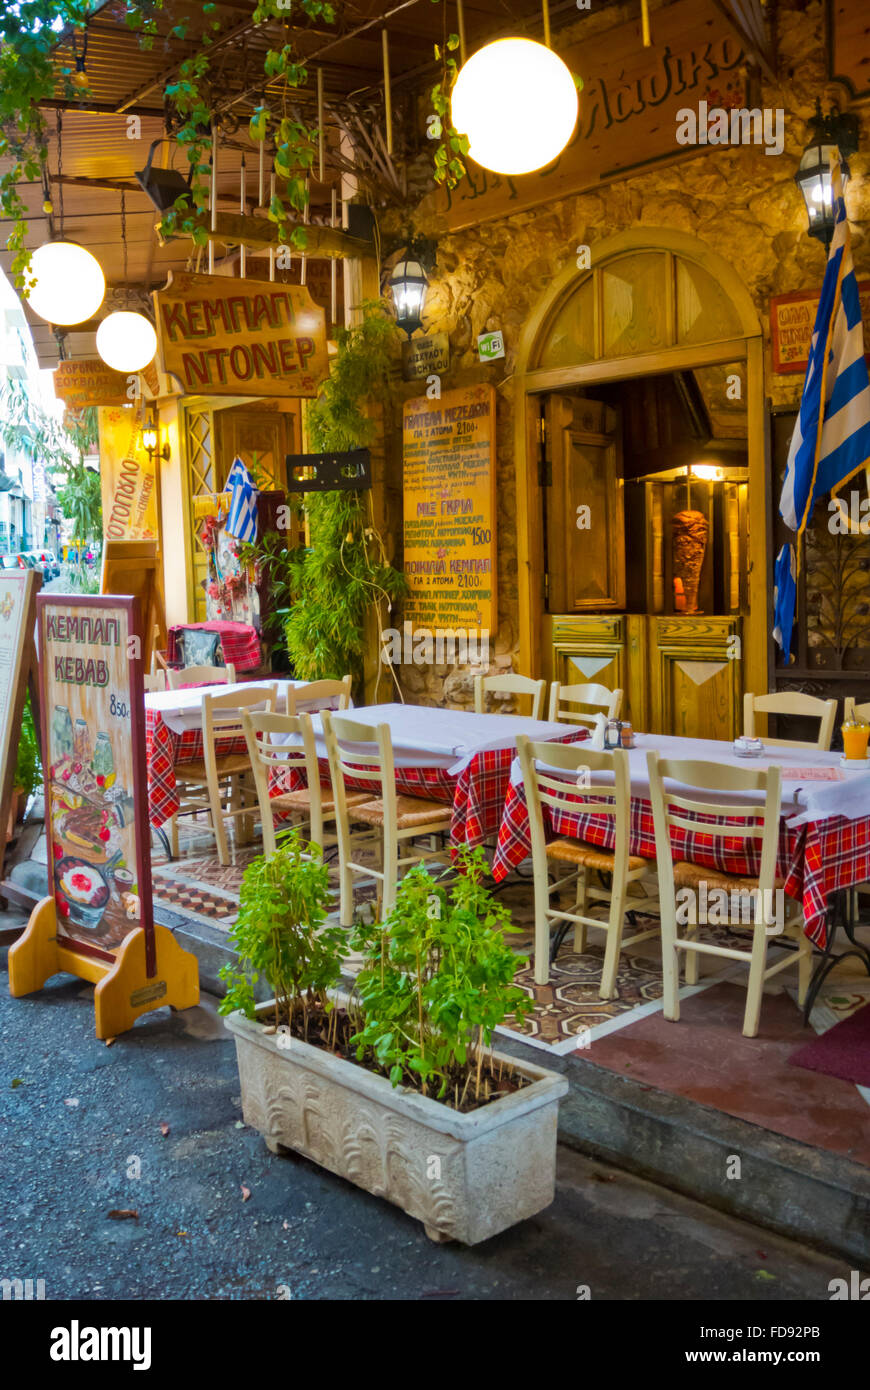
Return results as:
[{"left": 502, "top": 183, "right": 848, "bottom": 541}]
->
[
  {"left": 302, "top": 702, "right": 583, "bottom": 775},
  {"left": 510, "top": 732, "right": 870, "bottom": 828},
  {"left": 144, "top": 680, "right": 343, "bottom": 734}
]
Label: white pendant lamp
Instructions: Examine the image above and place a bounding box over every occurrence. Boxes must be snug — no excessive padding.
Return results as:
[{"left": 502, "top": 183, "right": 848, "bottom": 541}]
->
[
  {"left": 95, "top": 190, "right": 157, "bottom": 373},
  {"left": 96, "top": 310, "right": 157, "bottom": 372},
  {"left": 25, "top": 240, "right": 105, "bottom": 325},
  {"left": 450, "top": 36, "right": 578, "bottom": 176}
]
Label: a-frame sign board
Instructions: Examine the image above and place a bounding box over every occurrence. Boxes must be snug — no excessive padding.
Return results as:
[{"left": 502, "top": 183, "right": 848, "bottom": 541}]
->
[
  {"left": 0, "top": 568, "right": 40, "bottom": 925},
  {"left": 9, "top": 594, "right": 198, "bottom": 1039}
]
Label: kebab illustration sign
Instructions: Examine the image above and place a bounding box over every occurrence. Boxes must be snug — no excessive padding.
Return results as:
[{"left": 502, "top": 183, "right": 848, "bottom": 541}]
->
[
  {"left": 8, "top": 595, "right": 198, "bottom": 1038},
  {"left": 153, "top": 270, "right": 329, "bottom": 398}
]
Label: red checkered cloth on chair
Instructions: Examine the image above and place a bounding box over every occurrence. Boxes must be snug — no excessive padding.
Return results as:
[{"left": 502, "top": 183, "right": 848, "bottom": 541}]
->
[
  {"left": 492, "top": 778, "right": 870, "bottom": 949},
  {"left": 166, "top": 621, "right": 261, "bottom": 672}
]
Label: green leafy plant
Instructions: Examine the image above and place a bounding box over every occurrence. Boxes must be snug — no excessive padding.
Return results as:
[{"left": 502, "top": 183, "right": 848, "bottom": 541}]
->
[
  {"left": 235, "top": 528, "right": 298, "bottom": 667},
  {"left": 283, "top": 304, "right": 406, "bottom": 687},
  {"left": 430, "top": 32, "right": 469, "bottom": 189},
  {"left": 14, "top": 692, "right": 41, "bottom": 797},
  {"left": 349, "top": 848, "right": 533, "bottom": 1109},
  {"left": 218, "top": 830, "right": 345, "bottom": 1041}
]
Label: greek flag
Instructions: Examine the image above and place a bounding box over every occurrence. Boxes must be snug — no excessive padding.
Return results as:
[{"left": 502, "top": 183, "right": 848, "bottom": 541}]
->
[
  {"left": 224, "top": 457, "right": 259, "bottom": 544},
  {"left": 775, "top": 154, "right": 870, "bottom": 653}
]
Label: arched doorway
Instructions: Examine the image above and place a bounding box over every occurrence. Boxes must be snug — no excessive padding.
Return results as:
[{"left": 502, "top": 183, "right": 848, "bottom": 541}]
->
[{"left": 513, "top": 228, "right": 765, "bottom": 737}]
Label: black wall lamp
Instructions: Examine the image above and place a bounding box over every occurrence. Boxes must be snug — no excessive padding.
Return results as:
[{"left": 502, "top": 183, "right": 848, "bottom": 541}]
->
[
  {"left": 141, "top": 410, "right": 169, "bottom": 462},
  {"left": 388, "top": 239, "right": 437, "bottom": 339},
  {"left": 795, "top": 101, "right": 860, "bottom": 248}
]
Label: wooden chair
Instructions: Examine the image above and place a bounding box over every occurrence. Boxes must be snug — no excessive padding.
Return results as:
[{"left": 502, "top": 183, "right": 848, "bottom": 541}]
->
[
  {"left": 548, "top": 681, "right": 622, "bottom": 729},
  {"left": 171, "top": 683, "right": 277, "bottom": 865},
  {"left": 286, "top": 674, "right": 352, "bottom": 716},
  {"left": 646, "top": 752, "right": 813, "bottom": 1038},
  {"left": 517, "top": 736, "right": 658, "bottom": 992},
  {"left": 143, "top": 670, "right": 166, "bottom": 693},
  {"left": 743, "top": 691, "right": 837, "bottom": 751},
  {"left": 474, "top": 673, "right": 546, "bottom": 720},
  {"left": 844, "top": 696, "right": 870, "bottom": 724},
  {"left": 241, "top": 709, "right": 368, "bottom": 856},
  {"left": 167, "top": 661, "right": 237, "bottom": 690},
  {"left": 322, "top": 710, "right": 453, "bottom": 926}
]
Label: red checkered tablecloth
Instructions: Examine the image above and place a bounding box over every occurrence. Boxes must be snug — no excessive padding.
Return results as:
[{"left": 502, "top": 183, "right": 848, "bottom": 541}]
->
[
  {"left": 145, "top": 706, "right": 249, "bottom": 825},
  {"left": 492, "top": 779, "right": 870, "bottom": 948},
  {"left": 273, "top": 732, "right": 589, "bottom": 850}
]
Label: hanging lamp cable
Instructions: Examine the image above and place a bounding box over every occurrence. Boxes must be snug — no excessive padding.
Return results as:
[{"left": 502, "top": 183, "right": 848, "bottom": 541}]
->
[{"left": 56, "top": 110, "right": 64, "bottom": 239}]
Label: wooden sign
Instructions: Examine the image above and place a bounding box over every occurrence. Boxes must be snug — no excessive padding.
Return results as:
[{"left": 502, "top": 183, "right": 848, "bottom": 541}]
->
[
  {"left": 98, "top": 407, "right": 160, "bottom": 543},
  {"left": 828, "top": 0, "right": 870, "bottom": 102},
  {"left": 285, "top": 448, "right": 371, "bottom": 492},
  {"left": 429, "top": 0, "right": 747, "bottom": 230},
  {"left": 53, "top": 359, "right": 129, "bottom": 409},
  {"left": 0, "top": 569, "right": 39, "bottom": 886},
  {"left": 402, "top": 385, "right": 497, "bottom": 636},
  {"left": 153, "top": 271, "right": 329, "bottom": 398},
  {"left": 101, "top": 539, "right": 166, "bottom": 672},
  {"left": 771, "top": 282, "right": 870, "bottom": 373},
  {"left": 402, "top": 333, "right": 450, "bottom": 381},
  {"left": 9, "top": 594, "right": 197, "bottom": 1038}
]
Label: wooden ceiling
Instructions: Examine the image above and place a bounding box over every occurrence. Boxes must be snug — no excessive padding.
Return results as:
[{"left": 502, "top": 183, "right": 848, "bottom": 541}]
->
[{"left": 0, "top": 0, "right": 658, "bottom": 367}]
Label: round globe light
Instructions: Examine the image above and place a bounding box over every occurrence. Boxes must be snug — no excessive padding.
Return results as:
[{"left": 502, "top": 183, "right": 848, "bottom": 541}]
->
[
  {"left": 451, "top": 38, "right": 578, "bottom": 176},
  {"left": 96, "top": 311, "right": 157, "bottom": 372},
  {"left": 25, "top": 241, "right": 105, "bottom": 325}
]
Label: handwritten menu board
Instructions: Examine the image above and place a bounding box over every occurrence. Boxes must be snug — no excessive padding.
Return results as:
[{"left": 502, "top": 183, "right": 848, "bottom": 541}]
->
[
  {"left": 0, "top": 569, "right": 38, "bottom": 877},
  {"left": 402, "top": 385, "right": 497, "bottom": 636},
  {"left": 39, "top": 595, "right": 154, "bottom": 970}
]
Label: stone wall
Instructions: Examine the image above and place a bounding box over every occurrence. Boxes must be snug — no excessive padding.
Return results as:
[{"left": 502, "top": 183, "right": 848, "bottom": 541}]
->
[{"left": 380, "top": 0, "right": 870, "bottom": 707}]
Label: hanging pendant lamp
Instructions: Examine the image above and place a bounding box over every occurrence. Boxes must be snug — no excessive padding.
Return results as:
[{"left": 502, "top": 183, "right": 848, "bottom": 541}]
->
[
  {"left": 26, "top": 112, "right": 105, "bottom": 325},
  {"left": 96, "top": 191, "right": 157, "bottom": 373}
]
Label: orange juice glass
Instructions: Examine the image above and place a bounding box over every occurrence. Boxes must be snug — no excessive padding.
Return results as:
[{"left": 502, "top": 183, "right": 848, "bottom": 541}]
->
[{"left": 842, "top": 722, "right": 870, "bottom": 761}]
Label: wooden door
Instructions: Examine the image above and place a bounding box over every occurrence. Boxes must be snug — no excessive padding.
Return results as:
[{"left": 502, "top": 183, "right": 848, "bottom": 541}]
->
[
  {"left": 650, "top": 615, "right": 742, "bottom": 739},
  {"left": 545, "top": 395, "right": 625, "bottom": 612}
]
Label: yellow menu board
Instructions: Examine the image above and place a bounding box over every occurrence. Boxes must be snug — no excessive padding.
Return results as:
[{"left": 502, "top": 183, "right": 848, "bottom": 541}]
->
[{"left": 402, "top": 385, "right": 497, "bottom": 636}]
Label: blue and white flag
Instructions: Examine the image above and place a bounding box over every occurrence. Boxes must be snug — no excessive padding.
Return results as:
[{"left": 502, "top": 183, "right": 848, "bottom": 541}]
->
[
  {"left": 224, "top": 457, "right": 259, "bottom": 544},
  {"left": 772, "top": 543, "right": 797, "bottom": 660},
  {"left": 775, "top": 155, "right": 870, "bottom": 653}
]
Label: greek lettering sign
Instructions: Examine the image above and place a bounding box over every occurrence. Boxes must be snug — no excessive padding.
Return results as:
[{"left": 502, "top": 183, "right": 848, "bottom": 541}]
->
[
  {"left": 402, "top": 385, "right": 496, "bottom": 635},
  {"left": 98, "top": 407, "right": 159, "bottom": 542},
  {"left": 39, "top": 595, "right": 155, "bottom": 970},
  {"left": 153, "top": 271, "right": 329, "bottom": 398},
  {"left": 402, "top": 333, "right": 450, "bottom": 381},
  {"left": 428, "top": 0, "right": 748, "bottom": 230},
  {"left": 771, "top": 283, "right": 870, "bottom": 374},
  {"left": 53, "top": 359, "right": 129, "bottom": 409}
]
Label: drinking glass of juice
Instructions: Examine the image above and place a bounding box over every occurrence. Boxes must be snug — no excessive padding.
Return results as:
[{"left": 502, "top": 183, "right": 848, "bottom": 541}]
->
[{"left": 842, "top": 721, "right": 870, "bottom": 761}]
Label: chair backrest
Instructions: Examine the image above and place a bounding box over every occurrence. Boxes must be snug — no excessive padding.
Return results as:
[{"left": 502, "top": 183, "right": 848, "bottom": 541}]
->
[
  {"left": 143, "top": 670, "right": 166, "bottom": 693},
  {"left": 646, "top": 751, "right": 782, "bottom": 918},
  {"left": 743, "top": 690, "right": 837, "bottom": 751},
  {"left": 167, "top": 661, "right": 237, "bottom": 689},
  {"left": 322, "top": 710, "right": 395, "bottom": 824},
  {"left": 844, "top": 696, "right": 870, "bottom": 724},
  {"left": 287, "top": 674, "right": 352, "bottom": 716},
  {"left": 474, "top": 673, "right": 546, "bottom": 720},
  {"left": 548, "top": 681, "right": 622, "bottom": 728},
  {"left": 202, "top": 683, "right": 278, "bottom": 747},
  {"left": 241, "top": 709, "right": 322, "bottom": 851},
  {"left": 517, "top": 735, "right": 631, "bottom": 879}
]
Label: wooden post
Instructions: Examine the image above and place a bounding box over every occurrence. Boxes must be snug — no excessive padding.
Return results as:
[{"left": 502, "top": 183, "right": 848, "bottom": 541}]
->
[
  {"left": 239, "top": 155, "right": 247, "bottom": 278},
  {"left": 317, "top": 67, "right": 325, "bottom": 183},
  {"left": 382, "top": 29, "right": 393, "bottom": 157}
]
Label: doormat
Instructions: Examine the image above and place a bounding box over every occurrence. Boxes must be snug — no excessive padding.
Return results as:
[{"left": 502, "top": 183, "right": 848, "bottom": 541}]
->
[{"left": 789, "top": 1004, "right": 870, "bottom": 1088}]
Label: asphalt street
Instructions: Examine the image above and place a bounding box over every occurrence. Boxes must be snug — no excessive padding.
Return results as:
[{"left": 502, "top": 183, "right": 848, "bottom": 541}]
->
[{"left": 0, "top": 912, "right": 858, "bottom": 1302}]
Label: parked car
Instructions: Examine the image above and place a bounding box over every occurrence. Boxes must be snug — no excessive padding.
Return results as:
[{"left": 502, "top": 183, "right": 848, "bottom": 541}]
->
[
  {"left": 35, "top": 550, "right": 59, "bottom": 578},
  {"left": 0, "top": 554, "right": 19, "bottom": 570}
]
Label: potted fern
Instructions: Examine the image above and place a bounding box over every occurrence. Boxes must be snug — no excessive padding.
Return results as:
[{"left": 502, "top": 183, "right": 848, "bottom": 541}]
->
[{"left": 222, "top": 841, "right": 568, "bottom": 1245}]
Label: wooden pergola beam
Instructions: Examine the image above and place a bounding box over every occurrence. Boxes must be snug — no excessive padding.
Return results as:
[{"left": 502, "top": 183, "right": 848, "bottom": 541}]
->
[{"left": 180, "top": 210, "right": 374, "bottom": 259}]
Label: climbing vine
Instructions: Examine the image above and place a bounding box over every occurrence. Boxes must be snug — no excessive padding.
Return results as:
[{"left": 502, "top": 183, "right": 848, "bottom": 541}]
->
[
  {"left": 0, "top": 0, "right": 339, "bottom": 285},
  {"left": 283, "top": 304, "right": 406, "bottom": 688}
]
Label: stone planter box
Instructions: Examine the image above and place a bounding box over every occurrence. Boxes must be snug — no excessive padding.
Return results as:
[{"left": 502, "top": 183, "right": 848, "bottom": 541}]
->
[{"left": 225, "top": 999, "right": 568, "bottom": 1245}]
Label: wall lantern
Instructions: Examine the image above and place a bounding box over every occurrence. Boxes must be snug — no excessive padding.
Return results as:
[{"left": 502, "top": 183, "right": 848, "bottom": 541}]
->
[
  {"left": 389, "top": 250, "right": 432, "bottom": 339},
  {"left": 450, "top": 33, "right": 578, "bottom": 176},
  {"left": 794, "top": 102, "right": 859, "bottom": 247},
  {"left": 97, "top": 310, "right": 157, "bottom": 373},
  {"left": 140, "top": 409, "right": 169, "bottom": 462},
  {"left": 25, "top": 241, "right": 105, "bottom": 325}
]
